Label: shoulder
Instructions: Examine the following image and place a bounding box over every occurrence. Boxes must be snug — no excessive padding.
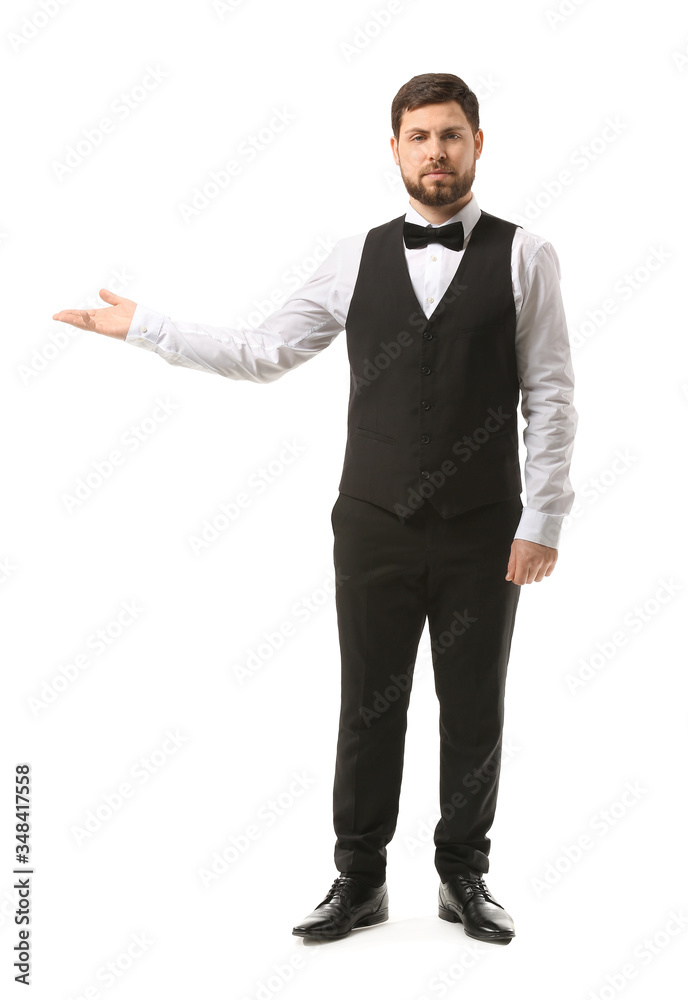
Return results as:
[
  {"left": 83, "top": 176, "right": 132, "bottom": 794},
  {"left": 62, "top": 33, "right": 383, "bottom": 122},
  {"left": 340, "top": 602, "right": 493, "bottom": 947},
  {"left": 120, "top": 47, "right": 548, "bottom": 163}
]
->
[
  {"left": 328, "top": 218, "right": 399, "bottom": 272},
  {"left": 511, "top": 224, "right": 561, "bottom": 279}
]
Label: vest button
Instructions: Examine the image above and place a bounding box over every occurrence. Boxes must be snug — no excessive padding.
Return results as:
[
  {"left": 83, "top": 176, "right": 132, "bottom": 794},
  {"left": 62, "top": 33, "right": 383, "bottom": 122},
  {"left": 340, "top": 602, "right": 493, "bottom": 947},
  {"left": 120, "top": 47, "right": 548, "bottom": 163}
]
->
[
  {"left": 420, "top": 470, "right": 430, "bottom": 479},
  {"left": 420, "top": 365, "right": 430, "bottom": 374},
  {"left": 423, "top": 331, "right": 433, "bottom": 339},
  {"left": 421, "top": 400, "right": 430, "bottom": 410},
  {"left": 421, "top": 434, "right": 430, "bottom": 444}
]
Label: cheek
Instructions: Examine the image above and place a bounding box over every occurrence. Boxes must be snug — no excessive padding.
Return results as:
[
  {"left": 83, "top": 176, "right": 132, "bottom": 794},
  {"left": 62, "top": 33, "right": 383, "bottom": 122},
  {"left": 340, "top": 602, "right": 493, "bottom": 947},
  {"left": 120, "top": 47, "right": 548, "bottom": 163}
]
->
[{"left": 402, "top": 147, "right": 423, "bottom": 167}]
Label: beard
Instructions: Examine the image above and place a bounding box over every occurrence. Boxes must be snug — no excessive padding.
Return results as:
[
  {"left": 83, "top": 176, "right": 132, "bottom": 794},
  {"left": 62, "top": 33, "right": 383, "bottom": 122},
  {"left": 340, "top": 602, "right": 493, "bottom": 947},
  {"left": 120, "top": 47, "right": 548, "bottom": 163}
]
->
[{"left": 399, "top": 156, "right": 476, "bottom": 207}]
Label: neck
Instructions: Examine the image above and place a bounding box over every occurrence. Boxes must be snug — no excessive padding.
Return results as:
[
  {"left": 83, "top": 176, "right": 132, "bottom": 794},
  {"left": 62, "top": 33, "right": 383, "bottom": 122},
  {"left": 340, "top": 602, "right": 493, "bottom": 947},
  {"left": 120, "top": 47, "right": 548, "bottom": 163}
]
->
[{"left": 409, "top": 190, "right": 473, "bottom": 225}]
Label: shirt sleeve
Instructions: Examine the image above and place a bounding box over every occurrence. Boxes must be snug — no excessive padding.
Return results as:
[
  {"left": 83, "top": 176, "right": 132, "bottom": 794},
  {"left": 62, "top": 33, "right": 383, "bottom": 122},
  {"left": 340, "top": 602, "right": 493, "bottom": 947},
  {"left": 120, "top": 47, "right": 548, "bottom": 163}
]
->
[
  {"left": 124, "top": 241, "right": 347, "bottom": 383},
  {"left": 513, "top": 238, "right": 578, "bottom": 549}
]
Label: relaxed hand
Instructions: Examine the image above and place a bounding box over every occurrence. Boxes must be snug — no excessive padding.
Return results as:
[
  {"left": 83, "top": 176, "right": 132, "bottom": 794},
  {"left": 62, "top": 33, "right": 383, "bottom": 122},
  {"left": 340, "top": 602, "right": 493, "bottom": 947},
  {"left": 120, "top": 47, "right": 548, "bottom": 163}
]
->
[
  {"left": 52, "top": 288, "right": 137, "bottom": 341},
  {"left": 505, "top": 539, "right": 558, "bottom": 585}
]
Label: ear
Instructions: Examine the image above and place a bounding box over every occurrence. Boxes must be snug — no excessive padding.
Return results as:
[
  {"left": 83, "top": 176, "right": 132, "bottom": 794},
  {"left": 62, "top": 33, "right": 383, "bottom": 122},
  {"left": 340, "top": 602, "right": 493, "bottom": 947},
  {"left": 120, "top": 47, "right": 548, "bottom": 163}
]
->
[
  {"left": 474, "top": 128, "right": 484, "bottom": 159},
  {"left": 390, "top": 135, "right": 400, "bottom": 165}
]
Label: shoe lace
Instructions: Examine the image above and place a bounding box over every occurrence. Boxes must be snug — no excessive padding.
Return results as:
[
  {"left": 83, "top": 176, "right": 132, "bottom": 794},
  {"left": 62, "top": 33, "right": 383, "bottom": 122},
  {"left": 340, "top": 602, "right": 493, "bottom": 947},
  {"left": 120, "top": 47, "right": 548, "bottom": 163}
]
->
[
  {"left": 458, "top": 874, "right": 493, "bottom": 902},
  {"left": 325, "top": 876, "right": 356, "bottom": 903}
]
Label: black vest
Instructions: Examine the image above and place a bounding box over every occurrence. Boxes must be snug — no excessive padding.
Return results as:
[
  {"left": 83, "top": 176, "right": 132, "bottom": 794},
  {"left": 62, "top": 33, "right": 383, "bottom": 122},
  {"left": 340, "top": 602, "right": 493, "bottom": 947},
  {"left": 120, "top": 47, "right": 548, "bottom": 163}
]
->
[{"left": 338, "top": 209, "right": 523, "bottom": 519}]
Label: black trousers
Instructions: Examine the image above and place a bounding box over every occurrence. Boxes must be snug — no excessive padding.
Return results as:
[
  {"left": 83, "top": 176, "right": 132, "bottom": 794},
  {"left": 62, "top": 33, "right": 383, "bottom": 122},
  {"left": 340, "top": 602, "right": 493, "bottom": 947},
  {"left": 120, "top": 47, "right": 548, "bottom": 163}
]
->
[{"left": 330, "top": 490, "right": 522, "bottom": 886}]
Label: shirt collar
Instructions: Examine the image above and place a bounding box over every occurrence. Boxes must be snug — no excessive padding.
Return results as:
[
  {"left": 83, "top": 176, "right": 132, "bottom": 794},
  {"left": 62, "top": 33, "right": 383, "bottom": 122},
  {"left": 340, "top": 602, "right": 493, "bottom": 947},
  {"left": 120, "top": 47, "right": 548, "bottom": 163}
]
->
[{"left": 404, "top": 192, "right": 481, "bottom": 240}]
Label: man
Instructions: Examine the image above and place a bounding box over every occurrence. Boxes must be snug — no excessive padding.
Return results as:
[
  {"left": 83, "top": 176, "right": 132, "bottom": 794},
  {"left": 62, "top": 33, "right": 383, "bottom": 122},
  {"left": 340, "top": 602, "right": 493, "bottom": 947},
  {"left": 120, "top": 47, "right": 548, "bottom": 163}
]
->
[{"left": 53, "top": 72, "right": 577, "bottom": 946}]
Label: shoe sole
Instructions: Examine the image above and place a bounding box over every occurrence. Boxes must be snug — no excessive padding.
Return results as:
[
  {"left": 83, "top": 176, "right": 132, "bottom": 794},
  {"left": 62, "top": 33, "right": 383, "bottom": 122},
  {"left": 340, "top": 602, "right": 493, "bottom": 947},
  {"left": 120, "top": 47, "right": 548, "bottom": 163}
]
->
[
  {"left": 438, "top": 903, "right": 514, "bottom": 943},
  {"left": 292, "top": 907, "right": 389, "bottom": 940}
]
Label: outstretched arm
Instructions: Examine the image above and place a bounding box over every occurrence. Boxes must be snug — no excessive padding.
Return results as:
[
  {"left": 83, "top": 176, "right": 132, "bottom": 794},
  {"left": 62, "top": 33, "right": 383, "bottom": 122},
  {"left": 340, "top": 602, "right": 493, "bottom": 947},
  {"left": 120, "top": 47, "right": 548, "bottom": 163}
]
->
[{"left": 53, "top": 240, "right": 350, "bottom": 383}]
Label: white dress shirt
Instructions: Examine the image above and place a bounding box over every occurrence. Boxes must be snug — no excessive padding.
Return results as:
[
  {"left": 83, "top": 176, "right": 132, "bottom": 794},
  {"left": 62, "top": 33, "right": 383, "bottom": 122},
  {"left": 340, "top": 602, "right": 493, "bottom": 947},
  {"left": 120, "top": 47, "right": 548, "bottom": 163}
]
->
[{"left": 125, "top": 193, "right": 577, "bottom": 548}]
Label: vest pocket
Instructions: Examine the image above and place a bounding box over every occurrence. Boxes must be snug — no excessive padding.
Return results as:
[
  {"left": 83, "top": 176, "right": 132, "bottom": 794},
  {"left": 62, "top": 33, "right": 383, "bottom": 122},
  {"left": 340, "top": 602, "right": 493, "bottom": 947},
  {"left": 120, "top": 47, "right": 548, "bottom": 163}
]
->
[
  {"left": 353, "top": 426, "right": 396, "bottom": 445},
  {"left": 453, "top": 321, "right": 502, "bottom": 338}
]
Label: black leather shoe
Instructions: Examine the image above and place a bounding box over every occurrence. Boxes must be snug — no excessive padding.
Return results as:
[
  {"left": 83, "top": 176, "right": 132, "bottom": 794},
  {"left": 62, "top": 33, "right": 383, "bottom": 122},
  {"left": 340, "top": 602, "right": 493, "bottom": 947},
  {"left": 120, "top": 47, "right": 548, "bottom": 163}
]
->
[
  {"left": 438, "top": 872, "right": 515, "bottom": 944},
  {"left": 292, "top": 875, "right": 388, "bottom": 940}
]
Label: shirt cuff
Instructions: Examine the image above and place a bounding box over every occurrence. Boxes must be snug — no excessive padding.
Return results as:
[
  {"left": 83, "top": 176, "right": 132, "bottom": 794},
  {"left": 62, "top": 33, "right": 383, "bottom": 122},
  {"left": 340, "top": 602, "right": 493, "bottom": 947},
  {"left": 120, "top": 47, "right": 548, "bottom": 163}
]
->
[
  {"left": 514, "top": 507, "right": 564, "bottom": 549},
  {"left": 125, "top": 302, "right": 166, "bottom": 350}
]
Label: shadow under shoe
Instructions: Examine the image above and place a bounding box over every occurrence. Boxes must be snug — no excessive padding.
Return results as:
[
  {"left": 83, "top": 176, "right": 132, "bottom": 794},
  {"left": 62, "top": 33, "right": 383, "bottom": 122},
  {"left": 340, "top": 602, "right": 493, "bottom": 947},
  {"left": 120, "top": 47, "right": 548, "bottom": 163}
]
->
[
  {"left": 292, "top": 875, "right": 389, "bottom": 941},
  {"left": 438, "top": 872, "right": 515, "bottom": 944}
]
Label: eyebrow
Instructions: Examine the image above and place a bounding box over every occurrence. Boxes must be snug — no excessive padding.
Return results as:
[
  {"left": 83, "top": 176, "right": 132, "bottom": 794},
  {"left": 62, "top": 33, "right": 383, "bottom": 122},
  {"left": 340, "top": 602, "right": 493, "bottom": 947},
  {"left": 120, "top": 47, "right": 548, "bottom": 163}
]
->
[{"left": 403, "top": 125, "right": 468, "bottom": 135}]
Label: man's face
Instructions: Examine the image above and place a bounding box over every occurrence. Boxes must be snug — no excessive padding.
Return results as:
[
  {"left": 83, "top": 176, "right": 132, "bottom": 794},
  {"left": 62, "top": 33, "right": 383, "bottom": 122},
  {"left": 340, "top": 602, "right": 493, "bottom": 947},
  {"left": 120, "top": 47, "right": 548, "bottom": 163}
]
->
[{"left": 390, "top": 100, "right": 483, "bottom": 211}]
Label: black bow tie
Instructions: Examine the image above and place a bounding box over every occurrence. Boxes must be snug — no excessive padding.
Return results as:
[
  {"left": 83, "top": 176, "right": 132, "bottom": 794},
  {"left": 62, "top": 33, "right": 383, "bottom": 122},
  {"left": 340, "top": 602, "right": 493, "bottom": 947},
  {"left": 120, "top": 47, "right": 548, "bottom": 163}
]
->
[{"left": 403, "top": 220, "right": 465, "bottom": 252}]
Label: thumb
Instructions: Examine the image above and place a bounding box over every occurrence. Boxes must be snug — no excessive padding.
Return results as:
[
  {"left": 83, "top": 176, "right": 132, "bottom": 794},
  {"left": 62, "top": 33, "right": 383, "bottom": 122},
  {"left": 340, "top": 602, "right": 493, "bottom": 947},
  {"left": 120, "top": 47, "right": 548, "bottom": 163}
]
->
[{"left": 99, "top": 287, "right": 121, "bottom": 305}]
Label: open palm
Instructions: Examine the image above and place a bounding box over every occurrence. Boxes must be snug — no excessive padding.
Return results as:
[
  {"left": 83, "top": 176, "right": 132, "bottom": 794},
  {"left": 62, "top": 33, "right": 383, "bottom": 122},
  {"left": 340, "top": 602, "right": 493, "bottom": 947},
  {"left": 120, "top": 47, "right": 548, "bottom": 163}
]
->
[{"left": 52, "top": 288, "right": 137, "bottom": 341}]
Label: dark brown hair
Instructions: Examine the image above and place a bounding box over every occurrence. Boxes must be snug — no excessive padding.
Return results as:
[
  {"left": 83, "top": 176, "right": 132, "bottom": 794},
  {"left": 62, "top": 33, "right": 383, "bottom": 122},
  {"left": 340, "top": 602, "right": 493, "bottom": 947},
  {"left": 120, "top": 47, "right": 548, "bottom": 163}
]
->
[{"left": 391, "top": 73, "right": 480, "bottom": 139}]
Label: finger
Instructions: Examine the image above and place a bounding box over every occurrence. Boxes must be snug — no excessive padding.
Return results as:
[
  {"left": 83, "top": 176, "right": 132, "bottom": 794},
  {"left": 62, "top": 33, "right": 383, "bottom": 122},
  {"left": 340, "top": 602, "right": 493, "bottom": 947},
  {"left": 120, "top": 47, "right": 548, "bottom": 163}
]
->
[
  {"left": 52, "top": 309, "right": 96, "bottom": 329},
  {"left": 99, "top": 287, "right": 121, "bottom": 305}
]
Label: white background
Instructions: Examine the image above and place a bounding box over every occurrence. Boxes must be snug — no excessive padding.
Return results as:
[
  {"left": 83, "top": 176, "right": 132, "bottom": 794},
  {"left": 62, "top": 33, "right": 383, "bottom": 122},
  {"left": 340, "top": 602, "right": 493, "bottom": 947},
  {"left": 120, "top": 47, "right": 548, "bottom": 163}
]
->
[{"left": 3, "top": 0, "right": 688, "bottom": 997}]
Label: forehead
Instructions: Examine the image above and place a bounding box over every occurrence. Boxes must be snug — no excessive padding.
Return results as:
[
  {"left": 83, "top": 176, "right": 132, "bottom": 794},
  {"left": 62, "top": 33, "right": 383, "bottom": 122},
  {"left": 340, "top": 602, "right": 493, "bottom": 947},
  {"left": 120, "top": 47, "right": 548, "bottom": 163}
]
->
[{"left": 400, "top": 100, "right": 469, "bottom": 132}]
